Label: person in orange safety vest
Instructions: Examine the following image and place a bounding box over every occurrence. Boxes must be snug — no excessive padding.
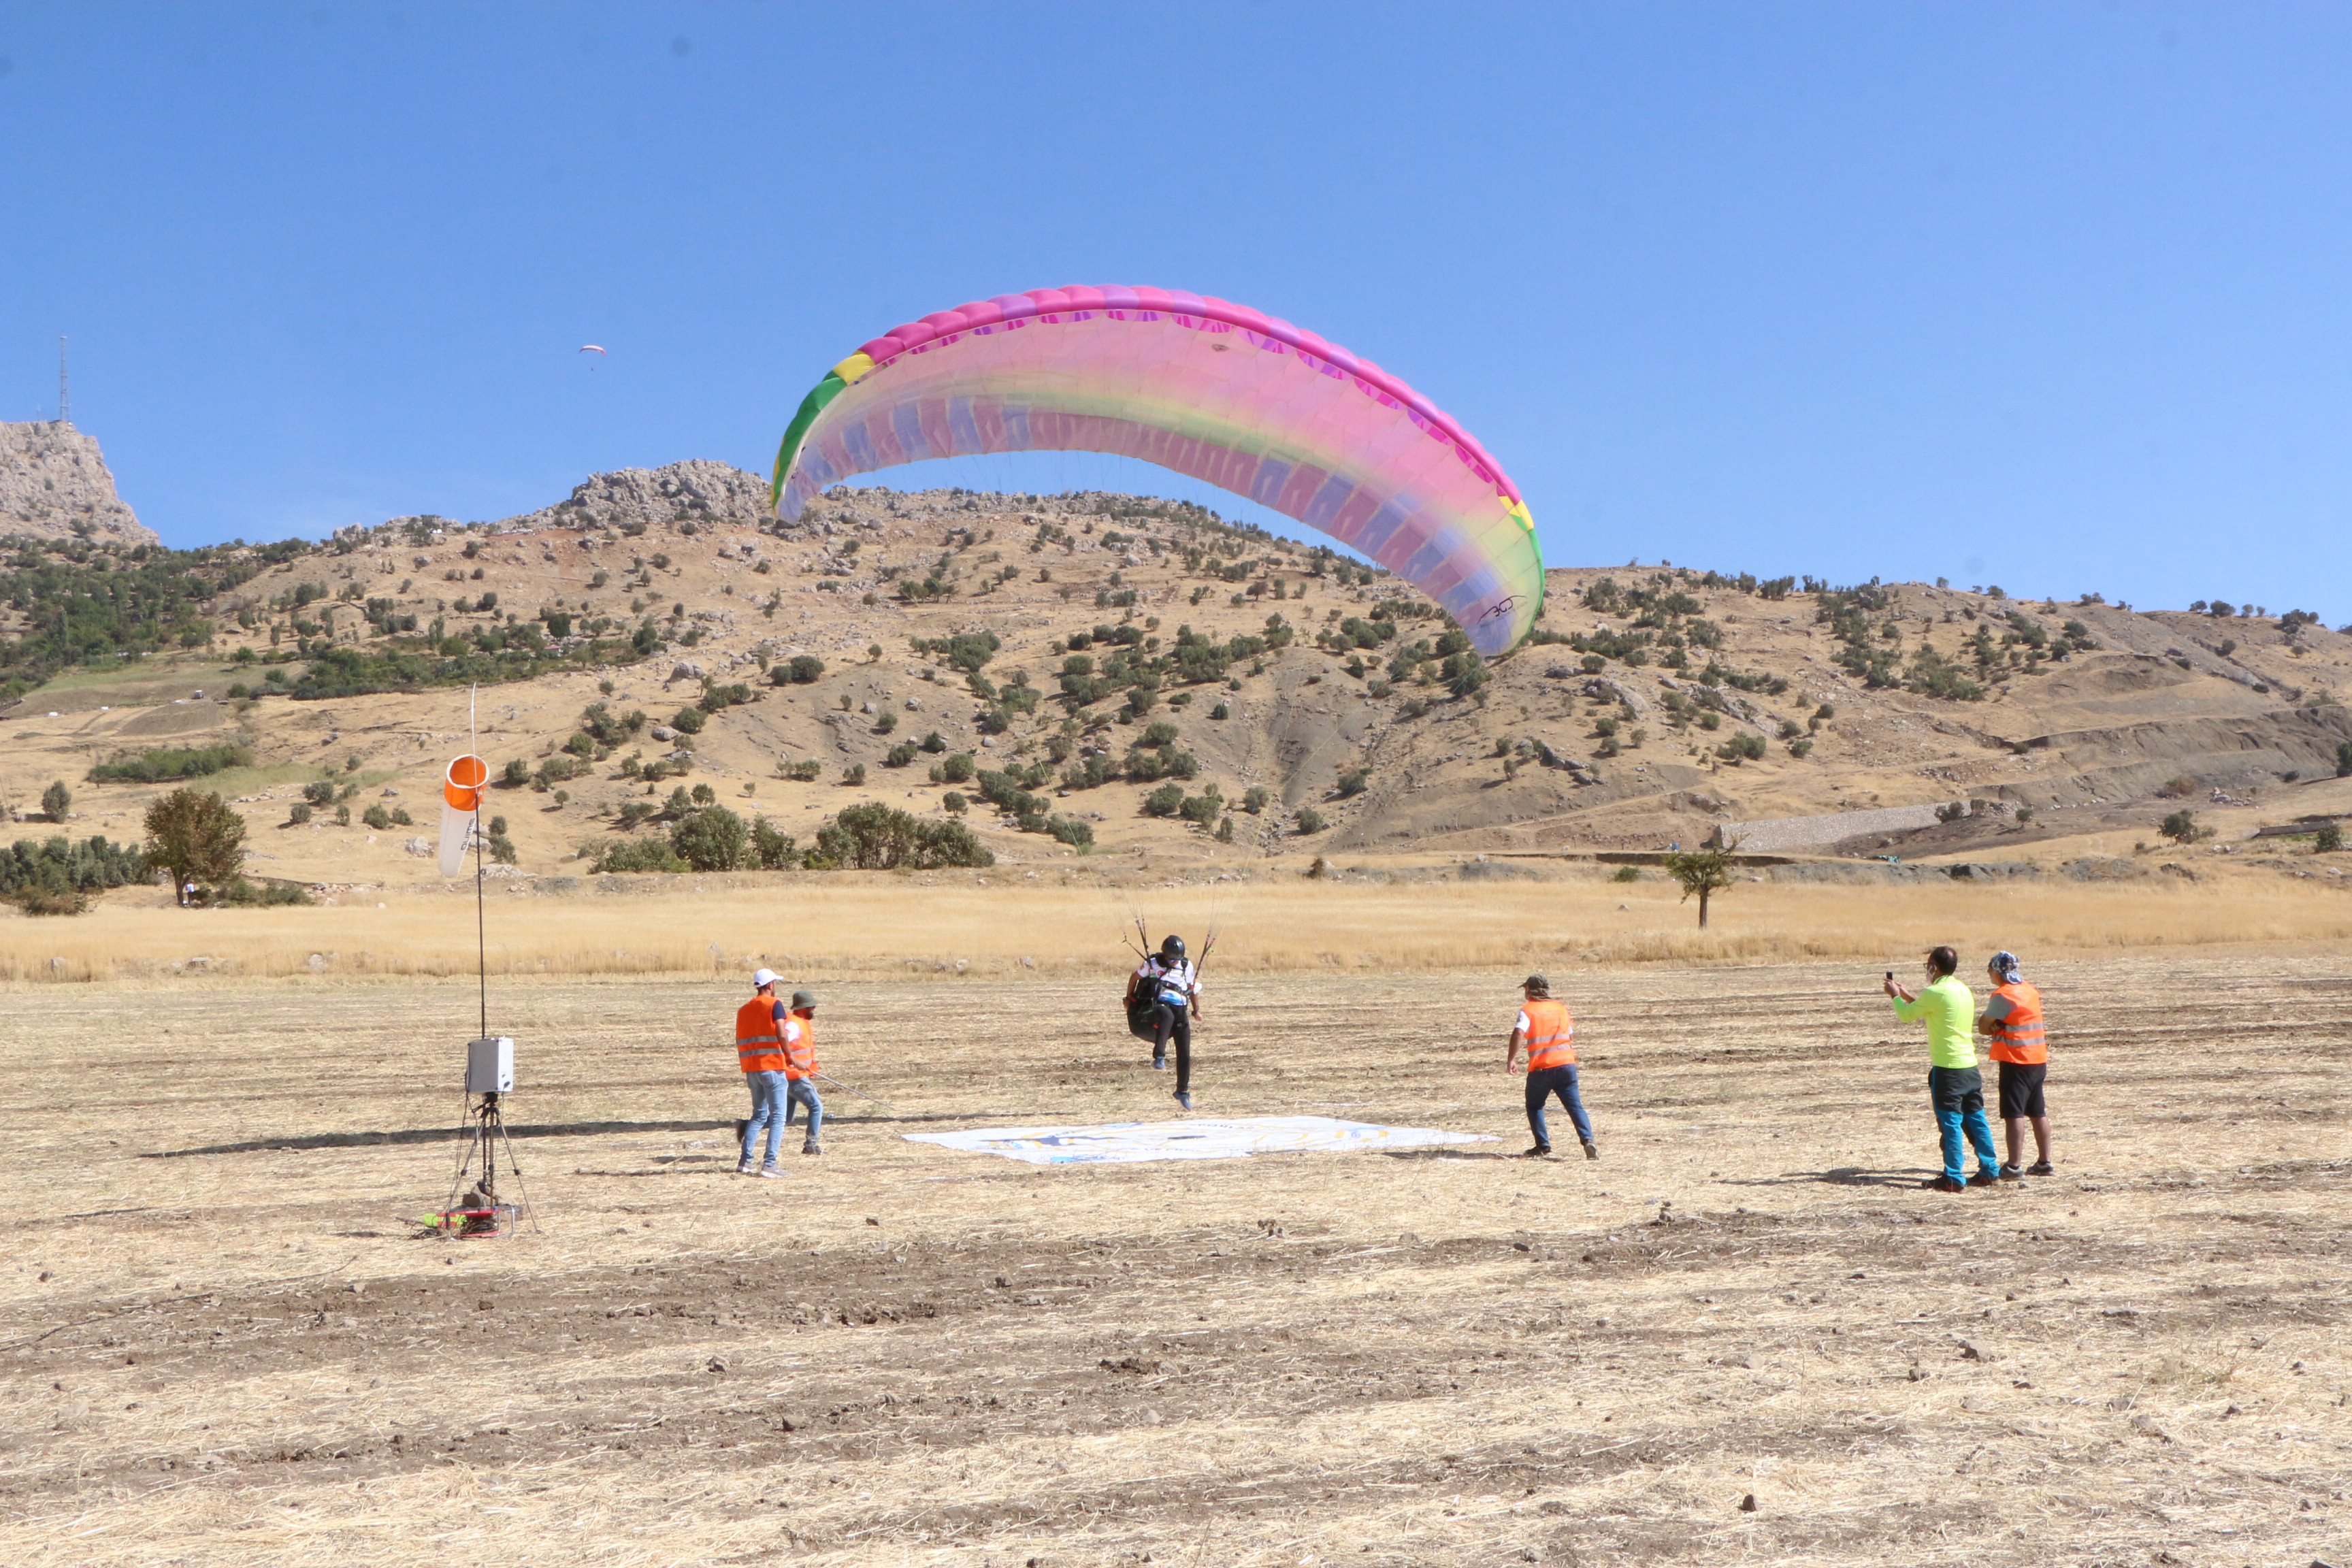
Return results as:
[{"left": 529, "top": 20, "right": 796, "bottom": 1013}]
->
[
  {"left": 734, "top": 969, "right": 791, "bottom": 1177},
  {"left": 1976, "top": 950, "right": 2053, "bottom": 1178},
  {"left": 1506, "top": 974, "right": 1597, "bottom": 1160},
  {"left": 779, "top": 990, "right": 823, "bottom": 1157}
]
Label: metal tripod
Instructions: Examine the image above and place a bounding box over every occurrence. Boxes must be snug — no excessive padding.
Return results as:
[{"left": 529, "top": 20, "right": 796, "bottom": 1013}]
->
[{"left": 442, "top": 1089, "right": 539, "bottom": 1237}]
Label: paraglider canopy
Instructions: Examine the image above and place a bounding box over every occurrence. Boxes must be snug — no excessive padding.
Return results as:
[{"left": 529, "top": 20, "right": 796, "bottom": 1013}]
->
[{"left": 771, "top": 285, "right": 1542, "bottom": 657}]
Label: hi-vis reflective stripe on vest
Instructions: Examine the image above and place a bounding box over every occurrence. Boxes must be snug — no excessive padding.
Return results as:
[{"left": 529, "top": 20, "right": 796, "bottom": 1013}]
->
[
  {"left": 736, "top": 995, "right": 787, "bottom": 1074},
  {"left": 1988, "top": 981, "right": 2047, "bottom": 1064},
  {"left": 782, "top": 1015, "right": 817, "bottom": 1080},
  {"left": 1522, "top": 998, "right": 1575, "bottom": 1071}
]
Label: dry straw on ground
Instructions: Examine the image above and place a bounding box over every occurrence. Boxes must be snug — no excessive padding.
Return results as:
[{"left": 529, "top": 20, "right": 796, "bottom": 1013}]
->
[
  {"left": 0, "top": 934, "right": 2345, "bottom": 1566},
  {"left": 6, "top": 868, "right": 2352, "bottom": 983}
]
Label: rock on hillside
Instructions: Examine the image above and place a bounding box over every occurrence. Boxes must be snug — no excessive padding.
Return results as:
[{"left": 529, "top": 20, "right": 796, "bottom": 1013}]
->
[
  {"left": 489, "top": 459, "right": 780, "bottom": 536},
  {"left": 0, "top": 421, "right": 156, "bottom": 545}
]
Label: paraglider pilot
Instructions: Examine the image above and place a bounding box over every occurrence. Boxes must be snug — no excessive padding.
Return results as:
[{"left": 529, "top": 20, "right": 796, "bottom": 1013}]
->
[{"left": 1127, "top": 935, "right": 1203, "bottom": 1110}]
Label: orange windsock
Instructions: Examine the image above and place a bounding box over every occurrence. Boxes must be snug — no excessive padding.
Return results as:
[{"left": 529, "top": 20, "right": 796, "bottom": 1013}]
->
[{"left": 444, "top": 755, "right": 489, "bottom": 811}]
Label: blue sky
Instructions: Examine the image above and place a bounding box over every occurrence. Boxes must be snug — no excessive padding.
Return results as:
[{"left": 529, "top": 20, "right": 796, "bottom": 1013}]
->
[{"left": 1, "top": 3, "right": 2347, "bottom": 619}]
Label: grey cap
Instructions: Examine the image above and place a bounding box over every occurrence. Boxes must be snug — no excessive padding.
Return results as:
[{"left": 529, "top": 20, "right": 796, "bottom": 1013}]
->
[
  {"left": 791, "top": 989, "right": 817, "bottom": 1009},
  {"left": 1522, "top": 973, "right": 1550, "bottom": 996}
]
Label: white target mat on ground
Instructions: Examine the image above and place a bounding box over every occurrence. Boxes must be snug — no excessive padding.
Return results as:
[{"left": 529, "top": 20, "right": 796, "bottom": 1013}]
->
[{"left": 906, "top": 1115, "right": 1493, "bottom": 1166}]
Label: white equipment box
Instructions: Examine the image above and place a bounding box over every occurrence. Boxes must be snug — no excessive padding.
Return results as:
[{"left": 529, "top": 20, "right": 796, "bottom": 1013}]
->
[{"left": 466, "top": 1036, "right": 515, "bottom": 1094}]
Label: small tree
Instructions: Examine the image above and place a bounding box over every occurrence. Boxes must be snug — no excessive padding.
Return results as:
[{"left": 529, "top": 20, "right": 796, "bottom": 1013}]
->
[
  {"left": 41, "top": 781, "right": 71, "bottom": 821},
  {"left": 145, "top": 787, "right": 246, "bottom": 904},
  {"left": 2316, "top": 821, "right": 2342, "bottom": 854},
  {"left": 1661, "top": 844, "right": 1736, "bottom": 929},
  {"left": 671, "top": 804, "right": 748, "bottom": 870},
  {"left": 2158, "top": 809, "right": 2200, "bottom": 845},
  {"left": 2337, "top": 740, "right": 2352, "bottom": 779}
]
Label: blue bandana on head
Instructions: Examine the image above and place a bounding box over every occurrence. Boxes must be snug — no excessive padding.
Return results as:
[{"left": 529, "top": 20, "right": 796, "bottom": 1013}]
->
[{"left": 1991, "top": 950, "right": 2022, "bottom": 983}]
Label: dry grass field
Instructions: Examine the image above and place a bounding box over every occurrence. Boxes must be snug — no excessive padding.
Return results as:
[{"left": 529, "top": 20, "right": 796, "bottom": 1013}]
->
[
  {"left": 7, "top": 867, "right": 2352, "bottom": 984},
  {"left": 0, "top": 884, "right": 2346, "bottom": 1566}
]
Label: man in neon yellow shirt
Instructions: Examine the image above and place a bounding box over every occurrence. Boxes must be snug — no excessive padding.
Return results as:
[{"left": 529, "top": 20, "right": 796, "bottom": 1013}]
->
[{"left": 1884, "top": 945, "right": 2000, "bottom": 1193}]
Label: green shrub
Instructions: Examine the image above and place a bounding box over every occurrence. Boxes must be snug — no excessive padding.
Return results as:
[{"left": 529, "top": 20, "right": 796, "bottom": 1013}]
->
[
  {"left": 941, "top": 791, "right": 968, "bottom": 814},
  {"left": 885, "top": 742, "right": 919, "bottom": 768},
  {"left": 593, "top": 836, "right": 688, "bottom": 873},
  {"left": 287, "top": 802, "right": 314, "bottom": 825},
  {"left": 1047, "top": 815, "right": 1094, "bottom": 848},
  {"left": 2158, "top": 809, "right": 2200, "bottom": 844},
  {"left": 88, "top": 742, "right": 254, "bottom": 785},
  {"left": 1177, "top": 789, "right": 1223, "bottom": 826},
  {"left": 223, "top": 877, "right": 311, "bottom": 906},
  {"left": 362, "top": 804, "right": 392, "bottom": 830},
  {"left": 1243, "top": 786, "right": 1271, "bottom": 815},
  {"left": 1142, "top": 783, "right": 1186, "bottom": 817},
  {"left": 780, "top": 760, "right": 823, "bottom": 783},
  {"left": 670, "top": 804, "right": 748, "bottom": 870},
  {"left": 842, "top": 764, "right": 866, "bottom": 786},
  {"left": 1612, "top": 864, "right": 1642, "bottom": 883},
  {"left": 750, "top": 817, "right": 800, "bottom": 869},
  {"left": 670, "top": 706, "right": 706, "bottom": 735},
  {"left": 1294, "top": 806, "right": 1325, "bottom": 834},
  {"left": 1336, "top": 768, "right": 1367, "bottom": 798},
  {"left": 2315, "top": 822, "right": 2342, "bottom": 854},
  {"left": 806, "top": 802, "right": 993, "bottom": 869}
]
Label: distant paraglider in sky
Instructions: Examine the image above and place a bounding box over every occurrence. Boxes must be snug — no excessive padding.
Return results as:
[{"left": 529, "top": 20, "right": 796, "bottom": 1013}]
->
[
  {"left": 769, "top": 286, "right": 1542, "bottom": 657},
  {"left": 578, "top": 344, "right": 607, "bottom": 370}
]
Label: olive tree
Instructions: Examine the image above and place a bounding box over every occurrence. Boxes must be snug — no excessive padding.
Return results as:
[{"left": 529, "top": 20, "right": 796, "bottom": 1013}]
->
[{"left": 144, "top": 788, "right": 246, "bottom": 905}]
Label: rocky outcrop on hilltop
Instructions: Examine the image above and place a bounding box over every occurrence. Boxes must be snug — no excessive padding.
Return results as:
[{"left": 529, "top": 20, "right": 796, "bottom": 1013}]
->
[
  {"left": 0, "top": 421, "right": 157, "bottom": 545},
  {"left": 489, "top": 459, "right": 779, "bottom": 536}
]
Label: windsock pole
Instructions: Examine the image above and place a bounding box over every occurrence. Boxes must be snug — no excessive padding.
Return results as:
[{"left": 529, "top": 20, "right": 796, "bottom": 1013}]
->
[{"left": 441, "top": 705, "right": 491, "bottom": 1038}]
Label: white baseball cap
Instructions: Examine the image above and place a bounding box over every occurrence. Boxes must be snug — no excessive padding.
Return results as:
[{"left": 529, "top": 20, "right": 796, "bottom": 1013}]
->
[{"left": 751, "top": 968, "right": 779, "bottom": 989}]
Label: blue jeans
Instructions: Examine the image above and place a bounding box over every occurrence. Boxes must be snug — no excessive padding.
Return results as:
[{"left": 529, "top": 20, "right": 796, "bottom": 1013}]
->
[
  {"left": 742, "top": 1071, "right": 786, "bottom": 1167},
  {"left": 1525, "top": 1064, "right": 1592, "bottom": 1148},
  {"left": 1928, "top": 1066, "right": 1999, "bottom": 1183},
  {"left": 783, "top": 1077, "right": 823, "bottom": 1143}
]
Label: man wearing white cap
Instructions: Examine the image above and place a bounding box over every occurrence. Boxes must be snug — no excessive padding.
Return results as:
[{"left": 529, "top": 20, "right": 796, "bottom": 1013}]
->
[{"left": 733, "top": 969, "right": 791, "bottom": 1177}]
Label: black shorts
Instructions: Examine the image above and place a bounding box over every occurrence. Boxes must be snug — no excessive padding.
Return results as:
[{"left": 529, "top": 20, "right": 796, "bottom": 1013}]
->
[{"left": 1997, "top": 1061, "right": 2048, "bottom": 1120}]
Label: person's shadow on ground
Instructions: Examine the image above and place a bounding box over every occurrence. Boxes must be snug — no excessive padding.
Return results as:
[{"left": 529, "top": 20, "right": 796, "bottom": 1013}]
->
[{"left": 1717, "top": 1165, "right": 1925, "bottom": 1189}]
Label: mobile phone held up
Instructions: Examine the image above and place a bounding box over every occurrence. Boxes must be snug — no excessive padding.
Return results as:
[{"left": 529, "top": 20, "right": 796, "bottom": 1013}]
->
[{"left": 1884, "top": 971, "right": 1894, "bottom": 981}]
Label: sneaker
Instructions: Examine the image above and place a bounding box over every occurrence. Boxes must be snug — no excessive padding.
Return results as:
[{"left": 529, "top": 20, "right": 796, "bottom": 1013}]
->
[
  {"left": 1582, "top": 1141, "right": 1600, "bottom": 1161},
  {"left": 2025, "top": 1160, "right": 2055, "bottom": 1176},
  {"left": 800, "top": 1142, "right": 822, "bottom": 1157},
  {"left": 1152, "top": 1054, "right": 1166, "bottom": 1071},
  {"left": 736, "top": 1160, "right": 756, "bottom": 1176},
  {"left": 1920, "top": 1175, "right": 1967, "bottom": 1193},
  {"left": 1967, "top": 1171, "right": 2002, "bottom": 1188},
  {"left": 755, "top": 1165, "right": 783, "bottom": 1179},
  {"left": 1173, "top": 1090, "right": 1192, "bottom": 1111},
  {"left": 1998, "top": 1162, "right": 2023, "bottom": 1181},
  {"left": 1523, "top": 1144, "right": 1553, "bottom": 1159}
]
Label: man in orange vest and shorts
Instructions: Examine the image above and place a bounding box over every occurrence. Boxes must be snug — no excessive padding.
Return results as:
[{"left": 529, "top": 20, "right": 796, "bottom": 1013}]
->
[
  {"left": 1976, "top": 950, "right": 2053, "bottom": 1177},
  {"left": 734, "top": 969, "right": 791, "bottom": 1177},
  {"left": 1507, "top": 974, "right": 1597, "bottom": 1160}
]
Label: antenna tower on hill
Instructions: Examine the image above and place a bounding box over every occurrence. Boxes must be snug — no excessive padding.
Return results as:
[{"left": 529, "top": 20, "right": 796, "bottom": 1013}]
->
[{"left": 57, "top": 336, "right": 68, "bottom": 425}]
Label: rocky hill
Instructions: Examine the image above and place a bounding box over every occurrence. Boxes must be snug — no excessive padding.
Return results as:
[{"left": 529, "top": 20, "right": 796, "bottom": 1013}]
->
[
  {"left": 3, "top": 461, "right": 2350, "bottom": 891},
  {"left": 0, "top": 421, "right": 154, "bottom": 546}
]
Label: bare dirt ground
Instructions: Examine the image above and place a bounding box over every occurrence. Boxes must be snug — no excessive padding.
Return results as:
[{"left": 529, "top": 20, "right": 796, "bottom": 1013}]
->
[{"left": 1, "top": 956, "right": 2345, "bottom": 1567}]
